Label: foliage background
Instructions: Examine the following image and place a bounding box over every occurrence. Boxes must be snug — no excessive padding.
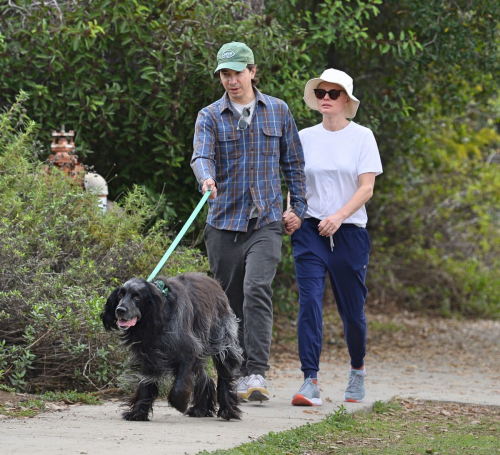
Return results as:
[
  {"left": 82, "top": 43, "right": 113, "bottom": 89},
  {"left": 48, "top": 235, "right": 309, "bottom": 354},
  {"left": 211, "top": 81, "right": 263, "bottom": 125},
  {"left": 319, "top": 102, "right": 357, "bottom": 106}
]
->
[
  {"left": 0, "top": 0, "right": 499, "bottom": 391},
  {"left": 0, "top": 93, "right": 209, "bottom": 391}
]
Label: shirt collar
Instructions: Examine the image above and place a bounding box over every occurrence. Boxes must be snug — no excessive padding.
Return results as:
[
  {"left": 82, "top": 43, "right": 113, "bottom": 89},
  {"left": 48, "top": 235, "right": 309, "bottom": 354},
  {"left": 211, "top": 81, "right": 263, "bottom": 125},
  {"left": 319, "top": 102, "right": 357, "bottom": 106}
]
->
[{"left": 220, "top": 87, "right": 267, "bottom": 113}]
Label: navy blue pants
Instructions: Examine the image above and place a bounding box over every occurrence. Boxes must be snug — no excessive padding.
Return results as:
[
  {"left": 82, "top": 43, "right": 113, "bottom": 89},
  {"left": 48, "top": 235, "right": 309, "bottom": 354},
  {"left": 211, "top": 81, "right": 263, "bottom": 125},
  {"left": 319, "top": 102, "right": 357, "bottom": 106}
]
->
[{"left": 291, "top": 218, "right": 370, "bottom": 379}]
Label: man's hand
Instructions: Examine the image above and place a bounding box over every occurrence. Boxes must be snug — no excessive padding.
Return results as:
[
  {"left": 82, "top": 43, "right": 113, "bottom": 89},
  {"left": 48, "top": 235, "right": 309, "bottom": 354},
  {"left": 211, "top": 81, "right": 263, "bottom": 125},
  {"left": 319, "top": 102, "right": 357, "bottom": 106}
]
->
[
  {"left": 283, "top": 210, "right": 302, "bottom": 235},
  {"left": 202, "top": 178, "right": 217, "bottom": 199}
]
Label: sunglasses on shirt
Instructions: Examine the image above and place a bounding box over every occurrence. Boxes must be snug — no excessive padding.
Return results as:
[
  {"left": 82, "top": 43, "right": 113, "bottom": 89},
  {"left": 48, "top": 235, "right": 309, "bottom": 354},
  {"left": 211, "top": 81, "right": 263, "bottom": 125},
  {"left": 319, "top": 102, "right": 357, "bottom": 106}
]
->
[
  {"left": 313, "top": 88, "right": 346, "bottom": 100},
  {"left": 237, "top": 107, "right": 251, "bottom": 131}
]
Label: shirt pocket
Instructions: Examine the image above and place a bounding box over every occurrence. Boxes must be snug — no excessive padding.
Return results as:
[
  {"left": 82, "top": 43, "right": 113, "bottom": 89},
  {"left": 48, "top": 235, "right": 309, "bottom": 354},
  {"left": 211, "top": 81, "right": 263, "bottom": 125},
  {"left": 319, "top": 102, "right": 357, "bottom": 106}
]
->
[
  {"left": 216, "top": 129, "right": 241, "bottom": 160},
  {"left": 262, "top": 126, "right": 282, "bottom": 155}
]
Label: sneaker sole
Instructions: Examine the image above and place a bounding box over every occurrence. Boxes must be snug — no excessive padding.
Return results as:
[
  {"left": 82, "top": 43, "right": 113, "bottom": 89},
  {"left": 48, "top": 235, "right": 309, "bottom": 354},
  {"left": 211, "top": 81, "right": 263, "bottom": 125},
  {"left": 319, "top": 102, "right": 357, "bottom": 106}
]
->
[
  {"left": 247, "top": 389, "right": 269, "bottom": 402},
  {"left": 237, "top": 394, "right": 249, "bottom": 403},
  {"left": 344, "top": 396, "right": 364, "bottom": 403},
  {"left": 237, "top": 390, "right": 250, "bottom": 401},
  {"left": 292, "top": 394, "right": 322, "bottom": 406}
]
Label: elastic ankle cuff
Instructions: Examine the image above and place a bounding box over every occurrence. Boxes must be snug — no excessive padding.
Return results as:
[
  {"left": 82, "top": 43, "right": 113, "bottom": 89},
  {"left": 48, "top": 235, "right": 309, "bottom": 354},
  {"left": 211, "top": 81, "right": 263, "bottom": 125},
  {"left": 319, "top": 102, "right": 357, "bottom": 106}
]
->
[
  {"left": 303, "top": 369, "right": 318, "bottom": 380},
  {"left": 250, "top": 371, "right": 266, "bottom": 378}
]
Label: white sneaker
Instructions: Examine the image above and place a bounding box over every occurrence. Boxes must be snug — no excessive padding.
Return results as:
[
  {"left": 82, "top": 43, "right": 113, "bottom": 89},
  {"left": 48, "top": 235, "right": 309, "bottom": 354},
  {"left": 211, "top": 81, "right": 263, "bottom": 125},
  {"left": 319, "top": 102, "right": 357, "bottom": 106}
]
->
[
  {"left": 236, "top": 376, "right": 249, "bottom": 402},
  {"left": 246, "top": 374, "right": 269, "bottom": 402}
]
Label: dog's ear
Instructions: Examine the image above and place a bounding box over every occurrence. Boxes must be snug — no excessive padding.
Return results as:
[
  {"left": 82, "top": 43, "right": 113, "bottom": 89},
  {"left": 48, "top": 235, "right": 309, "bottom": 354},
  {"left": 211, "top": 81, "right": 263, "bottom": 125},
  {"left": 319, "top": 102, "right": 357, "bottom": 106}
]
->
[
  {"left": 143, "top": 281, "right": 166, "bottom": 334},
  {"left": 101, "top": 288, "right": 120, "bottom": 331}
]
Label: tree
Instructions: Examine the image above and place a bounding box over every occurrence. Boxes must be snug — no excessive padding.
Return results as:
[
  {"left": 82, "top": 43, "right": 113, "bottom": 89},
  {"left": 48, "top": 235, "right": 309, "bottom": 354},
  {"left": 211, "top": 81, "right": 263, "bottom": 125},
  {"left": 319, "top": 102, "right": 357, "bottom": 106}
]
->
[
  {"left": 0, "top": 0, "right": 410, "bottom": 221},
  {"left": 1, "top": 0, "right": 499, "bottom": 315}
]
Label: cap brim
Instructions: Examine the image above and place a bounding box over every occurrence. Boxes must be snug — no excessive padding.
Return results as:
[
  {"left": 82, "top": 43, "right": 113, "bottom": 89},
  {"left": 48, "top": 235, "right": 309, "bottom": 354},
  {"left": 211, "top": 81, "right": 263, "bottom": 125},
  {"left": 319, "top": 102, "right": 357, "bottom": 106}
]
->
[
  {"left": 214, "top": 61, "right": 248, "bottom": 73},
  {"left": 303, "top": 78, "right": 360, "bottom": 118}
]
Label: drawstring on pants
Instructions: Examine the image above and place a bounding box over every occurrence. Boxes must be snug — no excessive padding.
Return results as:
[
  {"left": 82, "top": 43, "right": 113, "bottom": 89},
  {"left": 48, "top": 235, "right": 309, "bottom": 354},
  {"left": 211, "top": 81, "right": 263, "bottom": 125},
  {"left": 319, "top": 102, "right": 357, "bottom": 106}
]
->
[
  {"left": 234, "top": 232, "right": 239, "bottom": 243},
  {"left": 330, "top": 236, "right": 334, "bottom": 251}
]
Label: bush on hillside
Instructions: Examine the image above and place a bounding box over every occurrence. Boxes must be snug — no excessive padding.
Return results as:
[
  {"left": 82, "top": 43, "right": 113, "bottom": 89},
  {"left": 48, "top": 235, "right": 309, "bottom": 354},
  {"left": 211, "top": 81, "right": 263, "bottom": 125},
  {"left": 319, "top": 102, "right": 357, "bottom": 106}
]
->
[{"left": 0, "top": 94, "right": 209, "bottom": 392}]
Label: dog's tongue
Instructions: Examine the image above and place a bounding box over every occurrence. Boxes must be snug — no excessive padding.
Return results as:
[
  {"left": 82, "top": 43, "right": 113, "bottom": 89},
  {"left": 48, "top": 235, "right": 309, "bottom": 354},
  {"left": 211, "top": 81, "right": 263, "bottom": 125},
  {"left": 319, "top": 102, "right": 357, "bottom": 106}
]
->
[{"left": 118, "top": 317, "right": 137, "bottom": 328}]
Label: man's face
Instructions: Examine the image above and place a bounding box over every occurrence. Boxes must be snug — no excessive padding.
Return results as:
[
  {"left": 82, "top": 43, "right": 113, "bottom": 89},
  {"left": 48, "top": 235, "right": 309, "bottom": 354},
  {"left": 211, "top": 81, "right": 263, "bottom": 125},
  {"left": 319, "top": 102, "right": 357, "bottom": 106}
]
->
[{"left": 219, "top": 67, "right": 256, "bottom": 102}]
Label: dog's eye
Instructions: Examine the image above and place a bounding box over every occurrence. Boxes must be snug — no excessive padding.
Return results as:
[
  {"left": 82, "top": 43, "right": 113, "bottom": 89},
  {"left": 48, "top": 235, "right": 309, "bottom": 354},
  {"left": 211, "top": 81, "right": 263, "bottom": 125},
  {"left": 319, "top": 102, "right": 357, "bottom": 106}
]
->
[
  {"left": 134, "top": 296, "right": 141, "bottom": 302},
  {"left": 118, "top": 293, "right": 123, "bottom": 299}
]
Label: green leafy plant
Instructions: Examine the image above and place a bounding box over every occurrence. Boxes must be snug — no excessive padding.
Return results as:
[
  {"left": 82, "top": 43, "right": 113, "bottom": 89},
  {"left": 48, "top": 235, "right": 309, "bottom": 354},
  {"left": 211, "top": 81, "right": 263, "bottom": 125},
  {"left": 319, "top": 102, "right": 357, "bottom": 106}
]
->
[{"left": 0, "top": 94, "right": 209, "bottom": 392}]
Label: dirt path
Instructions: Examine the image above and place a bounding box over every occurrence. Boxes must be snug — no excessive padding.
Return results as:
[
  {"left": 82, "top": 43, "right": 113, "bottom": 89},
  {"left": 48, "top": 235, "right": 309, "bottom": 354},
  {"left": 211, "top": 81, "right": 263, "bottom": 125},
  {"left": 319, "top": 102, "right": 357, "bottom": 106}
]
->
[{"left": 1, "top": 310, "right": 499, "bottom": 455}]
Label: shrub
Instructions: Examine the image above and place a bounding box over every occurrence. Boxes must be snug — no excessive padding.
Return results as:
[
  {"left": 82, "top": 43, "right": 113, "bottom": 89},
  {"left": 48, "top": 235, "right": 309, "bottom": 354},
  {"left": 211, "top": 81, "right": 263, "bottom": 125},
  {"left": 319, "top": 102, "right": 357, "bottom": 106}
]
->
[
  {"left": 367, "top": 105, "right": 500, "bottom": 318},
  {"left": 0, "top": 94, "right": 209, "bottom": 392}
]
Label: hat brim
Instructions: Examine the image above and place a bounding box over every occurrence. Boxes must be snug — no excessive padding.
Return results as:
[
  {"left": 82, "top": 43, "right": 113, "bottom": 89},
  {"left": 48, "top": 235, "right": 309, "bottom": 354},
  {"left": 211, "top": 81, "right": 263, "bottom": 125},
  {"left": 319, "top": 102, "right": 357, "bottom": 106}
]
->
[
  {"left": 214, "top": 61, "right": 248, "bottom": 73},
  {"left": 303, "top": 78, "right": 360, "bottom": 118}
]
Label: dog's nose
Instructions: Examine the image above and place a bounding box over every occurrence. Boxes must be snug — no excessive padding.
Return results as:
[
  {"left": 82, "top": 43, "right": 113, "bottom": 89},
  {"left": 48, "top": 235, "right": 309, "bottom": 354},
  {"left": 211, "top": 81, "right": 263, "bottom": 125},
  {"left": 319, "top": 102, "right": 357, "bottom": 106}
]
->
[{"left": 116, "top": 306, "right": 126, "bottom": 316}]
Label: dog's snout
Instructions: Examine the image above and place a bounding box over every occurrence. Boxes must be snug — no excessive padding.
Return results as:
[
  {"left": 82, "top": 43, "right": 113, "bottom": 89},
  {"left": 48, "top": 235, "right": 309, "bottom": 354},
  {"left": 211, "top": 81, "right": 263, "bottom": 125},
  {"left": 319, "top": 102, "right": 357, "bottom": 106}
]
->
[{"left": 116, "top": 306, "right": 127, "bottom": 316}]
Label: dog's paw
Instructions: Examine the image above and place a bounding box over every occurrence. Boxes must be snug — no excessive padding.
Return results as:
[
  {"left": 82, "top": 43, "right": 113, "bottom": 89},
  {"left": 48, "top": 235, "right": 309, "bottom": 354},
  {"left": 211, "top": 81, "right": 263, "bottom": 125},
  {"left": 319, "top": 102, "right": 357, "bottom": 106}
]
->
[
  {"left": 217, "top": 405, "right": 242, "bottom": 421},
  {"left": 187, "top": 406, "right": 215, "bottom": 418},
  {"left": 122, "top": 410, "right": 150, "bottom": 421}
]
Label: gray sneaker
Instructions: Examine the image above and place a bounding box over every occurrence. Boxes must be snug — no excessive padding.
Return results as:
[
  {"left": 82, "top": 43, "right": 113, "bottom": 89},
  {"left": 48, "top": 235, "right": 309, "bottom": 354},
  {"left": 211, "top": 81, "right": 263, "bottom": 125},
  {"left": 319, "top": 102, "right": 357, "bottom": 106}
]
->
[
  {"left": 236, "top": 376, "right": 249, "bottom": 402},
  {"left": 246, "top": 374, "right": 269, "bottom": 402},
  {"left": 292, "top": 377, "right": 322, "bottom": 406},
  {"left": 344, "top": 368, "right": 366, "bottom": 402}
]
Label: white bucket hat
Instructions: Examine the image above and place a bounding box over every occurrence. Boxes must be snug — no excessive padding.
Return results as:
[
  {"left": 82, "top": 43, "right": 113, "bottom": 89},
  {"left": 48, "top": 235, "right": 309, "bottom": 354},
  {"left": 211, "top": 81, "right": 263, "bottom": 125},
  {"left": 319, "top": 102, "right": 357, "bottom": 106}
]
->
[{"left": 303, "top": 69, "right": 360, "bottom": 118}]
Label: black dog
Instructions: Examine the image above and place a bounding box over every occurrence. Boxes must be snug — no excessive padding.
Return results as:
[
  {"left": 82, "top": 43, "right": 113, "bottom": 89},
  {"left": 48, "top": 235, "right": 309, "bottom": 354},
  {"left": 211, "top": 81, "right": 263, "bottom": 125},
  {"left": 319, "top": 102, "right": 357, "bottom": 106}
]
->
[{"left": 101, "top": 272, "right": 242, "bottom": 421}]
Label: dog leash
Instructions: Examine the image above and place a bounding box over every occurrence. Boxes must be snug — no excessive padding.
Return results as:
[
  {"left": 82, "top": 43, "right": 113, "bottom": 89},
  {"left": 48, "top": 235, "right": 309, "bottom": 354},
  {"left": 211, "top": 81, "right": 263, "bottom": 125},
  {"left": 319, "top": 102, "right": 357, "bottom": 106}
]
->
[{"left": 147, "top": 188, "right": 212, "bottom": 283}]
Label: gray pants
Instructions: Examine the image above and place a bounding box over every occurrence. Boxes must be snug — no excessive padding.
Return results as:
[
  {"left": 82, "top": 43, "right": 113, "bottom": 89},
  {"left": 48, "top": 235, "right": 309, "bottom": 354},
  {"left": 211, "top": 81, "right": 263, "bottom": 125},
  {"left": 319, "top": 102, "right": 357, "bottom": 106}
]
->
[{"left": 204, "top": 219, "right": 283, "bottom": 377}]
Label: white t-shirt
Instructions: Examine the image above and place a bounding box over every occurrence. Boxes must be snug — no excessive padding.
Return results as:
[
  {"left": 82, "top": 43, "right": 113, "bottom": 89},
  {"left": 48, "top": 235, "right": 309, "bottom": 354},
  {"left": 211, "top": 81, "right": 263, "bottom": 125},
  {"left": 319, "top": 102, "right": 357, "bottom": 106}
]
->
[
  {"left": 299, "top": 121, "right": 383, "bottom": 228},
  {"left": 232, "top": 99, "right": 258, "bottom": 218},
  {"left": 231, "top": 99, "right": 257, "bottom": 125}
]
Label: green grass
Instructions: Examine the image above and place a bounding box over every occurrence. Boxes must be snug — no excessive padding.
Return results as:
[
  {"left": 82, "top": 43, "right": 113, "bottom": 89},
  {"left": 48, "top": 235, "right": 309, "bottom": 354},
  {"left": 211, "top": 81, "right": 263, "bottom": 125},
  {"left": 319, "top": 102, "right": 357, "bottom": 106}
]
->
[
  {"left": 197, "top": 399, "right": 500, "bottom": 454},
  {"left": 39, "top": 390, "right": 101, "bottom": 405},
  {"left": 0, "top": 389, "right": 101, "bottom": 418},
  {"left": 368, "top": 320, "right": 405, "bottom": 334},
  {"left": 0, "top": 384, "right": 15, "bottom": 393}
]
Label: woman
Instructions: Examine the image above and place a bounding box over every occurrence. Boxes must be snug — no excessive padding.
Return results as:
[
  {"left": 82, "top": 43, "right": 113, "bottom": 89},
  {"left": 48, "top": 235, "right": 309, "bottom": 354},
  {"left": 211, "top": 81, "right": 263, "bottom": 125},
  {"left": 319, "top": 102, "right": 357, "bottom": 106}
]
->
[{"left": 283, "top": 69, "right": 383, "bottom": 405}]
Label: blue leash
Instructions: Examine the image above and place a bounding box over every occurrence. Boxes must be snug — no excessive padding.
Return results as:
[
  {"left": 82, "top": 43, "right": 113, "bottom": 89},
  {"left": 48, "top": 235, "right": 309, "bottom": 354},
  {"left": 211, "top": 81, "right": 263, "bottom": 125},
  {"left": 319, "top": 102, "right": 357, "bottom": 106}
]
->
[{"left": 147, "top": 189, "right": 211, "bottom": 282}]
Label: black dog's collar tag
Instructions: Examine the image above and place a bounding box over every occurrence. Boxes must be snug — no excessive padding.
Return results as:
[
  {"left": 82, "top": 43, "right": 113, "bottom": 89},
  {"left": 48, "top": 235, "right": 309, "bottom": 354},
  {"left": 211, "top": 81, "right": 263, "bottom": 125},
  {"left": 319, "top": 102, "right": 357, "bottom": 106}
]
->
[{"left": 153, "top": 280, "right": 169, "bottom": 298}]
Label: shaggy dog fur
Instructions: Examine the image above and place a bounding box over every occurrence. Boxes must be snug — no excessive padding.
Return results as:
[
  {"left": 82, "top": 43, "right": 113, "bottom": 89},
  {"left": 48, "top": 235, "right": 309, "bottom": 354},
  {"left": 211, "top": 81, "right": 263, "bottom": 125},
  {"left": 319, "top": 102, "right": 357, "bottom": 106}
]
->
[{"left": 101, "top": 272, "right": 242, "bottom": 421}]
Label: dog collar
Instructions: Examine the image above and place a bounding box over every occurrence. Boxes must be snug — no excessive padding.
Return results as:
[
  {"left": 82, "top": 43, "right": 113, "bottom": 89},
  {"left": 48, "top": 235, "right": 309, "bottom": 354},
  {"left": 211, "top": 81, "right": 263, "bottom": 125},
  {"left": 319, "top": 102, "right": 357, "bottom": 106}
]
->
[{"left": 153, "top": 280, "right": 169, "bottom": 298}]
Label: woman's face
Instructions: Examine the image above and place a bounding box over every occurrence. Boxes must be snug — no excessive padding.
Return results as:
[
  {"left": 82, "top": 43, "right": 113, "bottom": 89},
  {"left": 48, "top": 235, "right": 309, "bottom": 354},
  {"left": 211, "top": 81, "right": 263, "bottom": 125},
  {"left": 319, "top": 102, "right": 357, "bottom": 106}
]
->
[{"left": 316, "top": 82, "right": 350, "bottom": 117}]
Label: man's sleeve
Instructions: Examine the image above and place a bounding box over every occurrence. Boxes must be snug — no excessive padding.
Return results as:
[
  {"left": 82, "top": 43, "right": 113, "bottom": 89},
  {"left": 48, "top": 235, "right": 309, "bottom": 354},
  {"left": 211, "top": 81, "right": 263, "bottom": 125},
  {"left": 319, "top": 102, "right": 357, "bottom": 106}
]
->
[
  {"left": 279, "top": 106, "right": 308, "bottom": 219},
  {"left": 191, "top": 110, "right": 216, "bottom": 192}
]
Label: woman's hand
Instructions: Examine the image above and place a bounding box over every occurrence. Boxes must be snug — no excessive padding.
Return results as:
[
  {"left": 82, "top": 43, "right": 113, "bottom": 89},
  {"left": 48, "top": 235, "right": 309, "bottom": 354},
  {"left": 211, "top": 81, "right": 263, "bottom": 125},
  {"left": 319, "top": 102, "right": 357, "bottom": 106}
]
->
[
  {"left": 317, "top": 173, "right": 376, "bottom": 236},
  {"left": 318, "top": 215, "right": 344, "bottom": 237},
  {"left": 283, "top": 210, "right": 302, "bottom": 235}
]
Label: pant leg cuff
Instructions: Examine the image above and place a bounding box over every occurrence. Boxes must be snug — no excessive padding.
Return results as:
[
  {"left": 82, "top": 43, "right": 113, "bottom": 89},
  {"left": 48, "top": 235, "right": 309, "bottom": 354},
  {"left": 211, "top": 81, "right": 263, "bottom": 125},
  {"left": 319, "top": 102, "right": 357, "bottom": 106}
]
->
[
  {"left": 249, "top": 370, "right": 266, "bottom": 378},
  {"left": 302, "top": 369, "right": 318, "bottom": 380}
]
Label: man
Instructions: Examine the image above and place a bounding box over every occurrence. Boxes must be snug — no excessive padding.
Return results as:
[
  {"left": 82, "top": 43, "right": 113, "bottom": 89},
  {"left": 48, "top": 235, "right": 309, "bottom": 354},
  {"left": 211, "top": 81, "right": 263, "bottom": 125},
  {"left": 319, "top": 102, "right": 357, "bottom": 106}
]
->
[{"left": 191, "top": 42, "right": 307, "bottom": 403}]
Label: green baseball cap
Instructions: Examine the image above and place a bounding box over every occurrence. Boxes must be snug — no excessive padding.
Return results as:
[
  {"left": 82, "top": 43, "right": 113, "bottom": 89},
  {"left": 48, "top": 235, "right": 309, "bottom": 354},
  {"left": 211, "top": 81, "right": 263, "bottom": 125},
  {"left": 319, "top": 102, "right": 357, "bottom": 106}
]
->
[{"left": 214, "top": 42, "right": 254, "bottom": 73}]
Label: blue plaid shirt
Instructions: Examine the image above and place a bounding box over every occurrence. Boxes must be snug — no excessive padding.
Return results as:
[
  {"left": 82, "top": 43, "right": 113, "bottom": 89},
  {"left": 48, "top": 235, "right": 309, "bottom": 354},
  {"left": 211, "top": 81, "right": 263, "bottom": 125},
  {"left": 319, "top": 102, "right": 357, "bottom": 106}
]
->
[{"left": 191, "top": 88, "right": 307, "bottom": 232}]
